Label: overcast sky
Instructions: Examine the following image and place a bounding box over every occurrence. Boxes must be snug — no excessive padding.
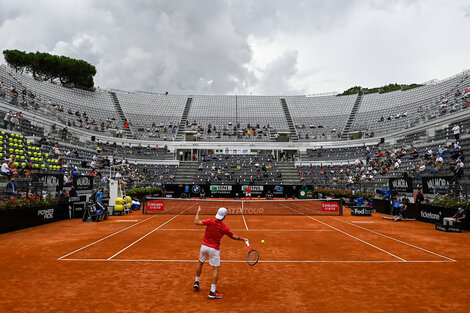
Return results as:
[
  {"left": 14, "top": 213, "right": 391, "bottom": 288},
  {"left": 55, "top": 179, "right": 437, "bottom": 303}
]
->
[{"left": 1, "top": 0, "right": 469, "bottom": 95}]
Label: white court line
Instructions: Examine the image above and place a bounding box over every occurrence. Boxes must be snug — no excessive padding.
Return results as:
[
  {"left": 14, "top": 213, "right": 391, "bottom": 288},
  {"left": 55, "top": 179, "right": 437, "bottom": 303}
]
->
[
  {"left": 114, "top": 220, "right": 139, "bottom": 223},
  {"left": 281, "top": 204, "right": 407, "bottom": 262},
  {"left": 241, "top": 208, "right": 249, "bottom": 230},
  {"left": 107, "top": 204, "right": 196, "bottom": 260},
  {"left": 155, "top": 229, "right": 333, "bottom": 232},
  {"left": 57, "top": 215, "right": 157, "bottom": 260},
  {"left": 57, "top": 202, "right": 186, "bottom": 260},
  {"left": 59, "top": 258, "right": 454, "bottom": 263},
  {"left": 330, "top": 216, "right": 457, "bottom": 262}
]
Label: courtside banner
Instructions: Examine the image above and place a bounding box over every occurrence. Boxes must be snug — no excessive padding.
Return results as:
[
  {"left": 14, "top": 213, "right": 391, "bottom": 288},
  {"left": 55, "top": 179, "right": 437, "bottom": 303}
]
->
[
  {"left": 146, "top": 200, "right": 164, "bottom": 213},
  {"left": 321, "top": 202, "right": 339, "bottom": 212}
]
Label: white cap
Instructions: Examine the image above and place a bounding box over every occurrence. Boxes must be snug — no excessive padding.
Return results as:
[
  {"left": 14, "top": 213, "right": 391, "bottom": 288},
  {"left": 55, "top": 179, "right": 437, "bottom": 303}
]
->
[{"left": 215, "top": 207, "right": 228, "bottom": 220}]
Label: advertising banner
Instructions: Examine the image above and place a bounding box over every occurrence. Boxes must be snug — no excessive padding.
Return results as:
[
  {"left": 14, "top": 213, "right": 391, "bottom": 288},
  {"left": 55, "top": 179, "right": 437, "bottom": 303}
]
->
[
  {"left": 146, "top": 200, "right": 164, "bottom": 213},
  {"left": 321, "top": 202, "right": 339, "bottom": 213},
  {"left": 388, "top": 177, "right": 413, "bottom": 193},
  {"left": 422, "top": 176, "right": 452, "bottom": 194}
]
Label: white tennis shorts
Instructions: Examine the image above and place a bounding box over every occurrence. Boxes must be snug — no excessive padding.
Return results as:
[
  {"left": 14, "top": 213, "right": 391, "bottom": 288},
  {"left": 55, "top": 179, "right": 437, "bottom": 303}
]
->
[
  {"left": 246, "top": 192, "right": 251, "bottom": 197},
  {"left": 199, "top": 244, "right": 220, "bottom": 267}
]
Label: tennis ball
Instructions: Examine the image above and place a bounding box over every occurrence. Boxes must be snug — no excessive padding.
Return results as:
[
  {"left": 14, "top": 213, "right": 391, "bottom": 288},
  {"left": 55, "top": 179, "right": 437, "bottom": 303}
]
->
[
  {"left": 21, "top": 163, "right": 26, "bottom": 168},
  {"left": 261, "top": 240, "right": 265, "bottom": 244}
]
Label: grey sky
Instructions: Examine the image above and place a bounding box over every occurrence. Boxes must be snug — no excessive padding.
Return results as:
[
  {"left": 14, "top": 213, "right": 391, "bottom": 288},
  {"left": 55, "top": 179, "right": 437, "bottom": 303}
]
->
[{"left": 0, "top": 0, "right": 469, "bottom": 95}]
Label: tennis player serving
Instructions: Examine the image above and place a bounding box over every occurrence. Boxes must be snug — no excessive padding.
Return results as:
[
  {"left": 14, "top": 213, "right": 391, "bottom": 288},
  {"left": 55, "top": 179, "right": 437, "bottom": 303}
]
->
[{"left": 193, "top": 205, "right": 248, "bottom": 299}]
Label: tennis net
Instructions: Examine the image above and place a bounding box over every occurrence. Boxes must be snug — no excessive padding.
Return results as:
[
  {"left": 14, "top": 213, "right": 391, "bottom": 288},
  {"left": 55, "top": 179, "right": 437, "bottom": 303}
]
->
[{"left": 143, "top": 198, "right": 343, "bottom": 216}]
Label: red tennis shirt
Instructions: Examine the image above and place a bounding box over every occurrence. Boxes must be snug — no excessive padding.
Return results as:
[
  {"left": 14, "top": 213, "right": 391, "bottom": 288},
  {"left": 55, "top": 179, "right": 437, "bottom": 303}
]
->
[{"left": 201, "top": 218, "right": 234, "bottom": 250}]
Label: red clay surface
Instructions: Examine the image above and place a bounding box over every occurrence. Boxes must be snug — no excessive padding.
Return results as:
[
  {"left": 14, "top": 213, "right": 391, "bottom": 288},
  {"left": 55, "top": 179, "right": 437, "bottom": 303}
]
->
[{"left": 1, "top": 201, "right": 470, "bottom": 313}]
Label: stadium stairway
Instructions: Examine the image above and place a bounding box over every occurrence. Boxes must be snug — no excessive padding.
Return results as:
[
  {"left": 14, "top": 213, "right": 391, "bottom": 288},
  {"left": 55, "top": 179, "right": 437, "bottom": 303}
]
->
[
  {"left": 280, "top": 98, "right": 299, "bottom": 141},
  {"left": 175, "top": 97, "right": 192, "bottom": 141},
  {"left": 109, "top": 92, "right": 134, "bottom": 139},
  {"left": 173, "top": 161, "right": 198, "bottom": 184},
  {"left": 278, "top": 161, "right": 302, "bottom": 185},
  {"left": 341, "top": 92, "right": 363, "bottom": 140}
]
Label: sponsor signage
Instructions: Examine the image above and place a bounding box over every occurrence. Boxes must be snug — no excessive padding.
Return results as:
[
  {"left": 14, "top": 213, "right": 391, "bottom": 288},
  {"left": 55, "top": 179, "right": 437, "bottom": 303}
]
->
[
  {"left": 37, "top": 208, "right": 54, "bottom": 220},
  {"left": 299, "top": 189, "right": 314, "bottom": 199},
  {"left": 0, "top": 204, "right": 68, "bottom": 234},
  {"left": 146, "top": 200, "right": 164, "bottom": 213},
  {"left": 321, "top": 202, "right": 339, "bottom": 213},
  {"left": 419, "top": 209, "right": 442, "bottom": 223},
  {"left": 242, "top": 185, "right": 264, "bottom": 194},
  {"left": 73, "top": 175, "right": 94, "bottom": 190},
  {"left": 34, "top": 173, "right": 64, "bottom": 189},
  {"left": 163, "top": 184, "right": 302, "bottom": 199},
  {"left": 191, "top": 185, "right": 201, "bottom": 194},
  {"left": 351, "top": 207, "right": 372, "bottom": 216},
  {"left": 435, "top": 223, "right": 462, "bottom": 233},
  {"left": 210, "top": 185, "right": 233, "bottom": 194},
  {"left": 422, "top": 176, "right": 452, "bottom": 194},
  {"left": 388, "top": 177, "right": 413, "bottom": 193}
]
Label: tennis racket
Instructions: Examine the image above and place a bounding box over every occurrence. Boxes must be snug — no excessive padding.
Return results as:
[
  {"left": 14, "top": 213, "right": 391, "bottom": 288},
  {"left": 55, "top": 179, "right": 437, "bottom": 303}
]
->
[{"left": 245, "top": 240, "right": 259, "bottom": 266}]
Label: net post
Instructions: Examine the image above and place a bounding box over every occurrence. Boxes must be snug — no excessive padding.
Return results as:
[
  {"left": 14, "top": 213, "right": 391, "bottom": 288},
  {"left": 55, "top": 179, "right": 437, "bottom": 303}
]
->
[{"left": 339, "top": 199, "right": 343, "bottom": 216}]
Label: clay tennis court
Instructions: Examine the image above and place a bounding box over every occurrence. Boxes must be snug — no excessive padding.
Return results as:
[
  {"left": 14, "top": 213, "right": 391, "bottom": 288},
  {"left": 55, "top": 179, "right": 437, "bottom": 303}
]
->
[{"left": 1, "top": 199, "right": 469, "bottom": 313}]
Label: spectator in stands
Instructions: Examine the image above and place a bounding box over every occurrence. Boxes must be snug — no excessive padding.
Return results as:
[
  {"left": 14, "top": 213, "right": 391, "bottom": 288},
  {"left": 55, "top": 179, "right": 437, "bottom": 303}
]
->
[
  {"left": 5, "top": 177, "right": 19, "bottom": 197},
  {"left": 53, "top": 144, "right": 63, "bottom": 156},
  {"left": 410, "top": 146, "right": 419, "bottom": 159},
  {"left": 2, "top": 159, "right": 17, "bottom": 177},
  {"left": 452, "top": 124, "right": 460, "bottom": 142},
  {"left": 443, "top": 204, "right": 466, "bottom": 226}
]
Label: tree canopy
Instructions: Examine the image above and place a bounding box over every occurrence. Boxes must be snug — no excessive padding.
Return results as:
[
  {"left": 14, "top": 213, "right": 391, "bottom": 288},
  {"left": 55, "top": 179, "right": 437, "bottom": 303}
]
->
[
  {"left": 338, "top": 82, "right": 423, "bottom": 96},
  {"left": 3, "top": 49, "right": 96, "bottom": 88}
]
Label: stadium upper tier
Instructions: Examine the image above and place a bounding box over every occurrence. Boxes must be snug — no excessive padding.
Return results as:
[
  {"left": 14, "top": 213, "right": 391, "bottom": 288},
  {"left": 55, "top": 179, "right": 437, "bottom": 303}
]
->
[{"left": 1, "top": 64, "right": 469, "bottom": 143}]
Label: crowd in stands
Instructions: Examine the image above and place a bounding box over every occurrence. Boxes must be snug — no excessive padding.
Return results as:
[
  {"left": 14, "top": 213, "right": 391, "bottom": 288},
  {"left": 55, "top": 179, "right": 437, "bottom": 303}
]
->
[
  {"left": 195, "top": 153, "right": 281, "bottom": 184},
  {"left": 185, "top": 121, "right": 272, "bottom": 141},
  {"left": 0, "top": 80, "right": 119, "bottom": 136},
  {"left": 298, "top": 137, "right": 467, "bottom": 197},
  {"left": 96, "top": 141, "right": 169, "bottom": 160}
]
